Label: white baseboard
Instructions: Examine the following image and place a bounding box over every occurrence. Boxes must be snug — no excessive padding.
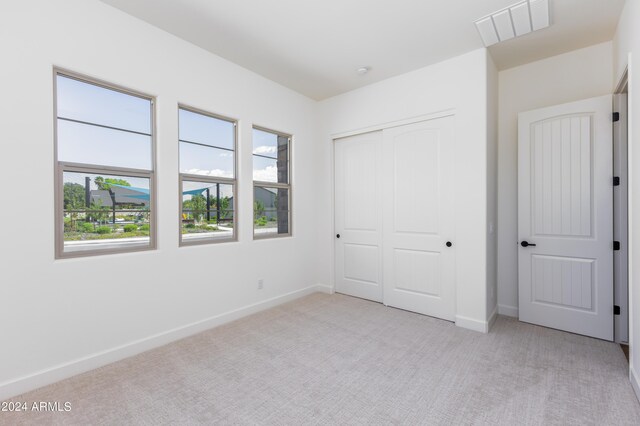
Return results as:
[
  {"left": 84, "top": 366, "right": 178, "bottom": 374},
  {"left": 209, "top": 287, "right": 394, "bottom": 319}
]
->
[
  {"left": 631, "top": 366, "right": 640, "bottom": 404},
  {"left": 456, "top": 314, "right": 491, "bottom": 333},
  {"left": 316, "top": 283, "right": 334, "bottom": 294},
  {"left": 0, "top": 284, "right": 328, "bottom": 401},
  {"left": 487, "top": 306, "right": 498, "bottom": 332},
  {"left": 498, "top": 304, "right": 519, "bottom": 318}
]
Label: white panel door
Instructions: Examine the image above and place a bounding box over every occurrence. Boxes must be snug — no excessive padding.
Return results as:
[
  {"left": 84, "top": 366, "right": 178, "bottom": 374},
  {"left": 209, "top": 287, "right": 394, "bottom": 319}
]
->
[
  {"left": 518, "top": 95, "right": 613, "bottom": 340},
  {"left": 334, "top": 131, "right": 383, "bottom": 302},
  {"left": 382, "top": 117, "right": 456, "bottom": 321}
]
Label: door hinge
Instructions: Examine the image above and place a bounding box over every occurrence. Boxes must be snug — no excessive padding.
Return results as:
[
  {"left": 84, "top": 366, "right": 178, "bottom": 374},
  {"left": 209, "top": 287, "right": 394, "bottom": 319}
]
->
[
  {"left": 613, "top": 112, "right": 620, "bottom": 122},
  {"left": 614, "top": 305, "right": 621, "bottom": 315},
  {"left": 613, "top": 241, "right": 621, "bottom": 251},
  {"left": 613, "top": 176, "right": 620, "bottom": 186}
]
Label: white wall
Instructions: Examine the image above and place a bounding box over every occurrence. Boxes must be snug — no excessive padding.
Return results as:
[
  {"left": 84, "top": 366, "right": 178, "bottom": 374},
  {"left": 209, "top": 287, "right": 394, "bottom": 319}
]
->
[
  {"left": 0, "top": 0, "right": 626, "bottom": 403},
  {"left": 487, "top": 53, "right": 499, "bottom": 322},
  {"left": 496, "top": 42, "right": 614, "bottom": 316},
  {"left": 613, "top": 0, "right": 640, "bottom": 402},
  {"left": 317, "top": 49, "right": 492, "bottom": 331},
  {"left": 0, "top": 0, "right": 324, "bottom": 399}
]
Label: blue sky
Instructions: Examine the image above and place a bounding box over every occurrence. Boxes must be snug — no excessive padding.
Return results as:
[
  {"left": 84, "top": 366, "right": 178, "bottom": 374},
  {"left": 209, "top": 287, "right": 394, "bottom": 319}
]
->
[{"left": 58, "top": 74, "right": 286, "bottom": 187}]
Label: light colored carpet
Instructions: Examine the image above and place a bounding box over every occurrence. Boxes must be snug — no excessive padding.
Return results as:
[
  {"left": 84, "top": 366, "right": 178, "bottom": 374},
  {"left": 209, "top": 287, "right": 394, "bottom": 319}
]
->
[{"left": 3, "top": 293, "right": 640, "bottom": 425}]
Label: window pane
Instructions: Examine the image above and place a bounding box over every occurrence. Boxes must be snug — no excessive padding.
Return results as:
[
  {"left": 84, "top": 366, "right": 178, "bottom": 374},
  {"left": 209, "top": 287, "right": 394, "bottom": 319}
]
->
[
  {"left": 252, "top": 156, "right": 288, "bottom": 183},
  {"left": 253, "top": 155, "right": 276, "bottom": 182},
  {"left": 179, "top": 109, "right": 234, "bottom": 150},
  {"left": 252, "top": 129, "right": 288, "bottom": 183},
  {"left": 56, "top": 75, "right": 151, "bottom": 134},
  {"left": 57, "top": 119, "right": 152, "bottom": 170},
  {"left": 253, "top": 128, "right": 278, "bottom": 158},
  {"left": 253, "top": 129, "right": 288, "bottom": 160},
  {"left": 253, "top": 186, "right": 289, "bottom": 236},
  {"left": 180, "top": 142, "right": 234, "bottom": 178},
  {"left": 182, "top": 181, "right": 234, "bottom": 242},
  {"left": 62, "top": 171, "right": 151, "bottom": 254}
]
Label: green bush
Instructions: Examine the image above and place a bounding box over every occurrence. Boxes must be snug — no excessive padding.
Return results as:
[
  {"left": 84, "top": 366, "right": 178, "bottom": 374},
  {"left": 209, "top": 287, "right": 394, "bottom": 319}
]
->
[
  {"left": 123, "top": 224, "right": 138, "bottom": 233},
  {"left": 82, "top": 223, "right": 94, "bottom": 233},
  {"left": 255, "top": 217, "right": 267, "bottom": 227},
  {"left": 139, "top": 224, "right": 150, "bottom": 231},
  {"left": 96, "top": 226, "right": 112, "bottom": 234},
  {"left": 185, "top": 223, "right": 196, "bottom": 229}
]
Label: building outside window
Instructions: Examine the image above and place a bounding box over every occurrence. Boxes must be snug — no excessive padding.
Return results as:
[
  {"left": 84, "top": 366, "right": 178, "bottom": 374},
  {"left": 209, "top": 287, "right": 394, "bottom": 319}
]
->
[{"left": 252, "top": 127, "right": 291, "bottom": 238}]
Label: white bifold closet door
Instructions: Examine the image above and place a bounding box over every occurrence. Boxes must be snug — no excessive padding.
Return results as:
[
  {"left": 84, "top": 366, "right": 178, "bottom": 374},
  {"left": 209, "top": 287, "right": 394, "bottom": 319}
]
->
[{"left": 335, "top": 116, "right": 456, "bottom": 321}]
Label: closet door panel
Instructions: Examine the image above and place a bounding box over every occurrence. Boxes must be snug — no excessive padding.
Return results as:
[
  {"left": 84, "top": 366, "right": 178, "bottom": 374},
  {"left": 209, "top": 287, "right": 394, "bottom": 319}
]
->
[{"left": 382, "top": 117, "right": 456, "bottom": 321}]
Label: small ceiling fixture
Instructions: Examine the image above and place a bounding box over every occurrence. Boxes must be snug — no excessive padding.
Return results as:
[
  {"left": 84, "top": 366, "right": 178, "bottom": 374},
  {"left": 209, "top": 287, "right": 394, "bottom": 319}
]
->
[
  {"left": 474, "top": 0, "right": 550, "bottom": 47},
  {"left": 357, "top": 66, "right": 371, "bottom": 75}
]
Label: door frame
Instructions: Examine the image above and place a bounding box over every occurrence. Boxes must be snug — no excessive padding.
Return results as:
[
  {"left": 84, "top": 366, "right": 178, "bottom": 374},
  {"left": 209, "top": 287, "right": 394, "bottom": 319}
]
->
[
  {"left": 330, "top": 109, "right": 456, "bottom": 299},
  {"left": 614, "top": 69, "right": 629, "bottom": 344}
]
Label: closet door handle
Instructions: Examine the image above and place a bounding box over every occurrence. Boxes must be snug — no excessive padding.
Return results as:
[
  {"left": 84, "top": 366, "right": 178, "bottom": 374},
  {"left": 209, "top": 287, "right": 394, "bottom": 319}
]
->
[
  {"left": 521, "top": 241, "right": 536, "bottom": 247},
  {"left": 446, "top": 241, "right": 452, "bottom": 247},
  {"left": 336, "top": 234, "right": 341, "bottom": 239}
]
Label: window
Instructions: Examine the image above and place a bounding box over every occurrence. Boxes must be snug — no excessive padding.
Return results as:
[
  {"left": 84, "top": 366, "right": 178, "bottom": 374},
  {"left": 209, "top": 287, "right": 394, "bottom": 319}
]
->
[
  {"left": 252, "top": 127, "right": 291, "bottom": 238},
  {"left": 54, "top": 70, "right": 155, "bottom": 258},
  {"left": 179, "top": 106, "right": 236, "bottom": 244}
]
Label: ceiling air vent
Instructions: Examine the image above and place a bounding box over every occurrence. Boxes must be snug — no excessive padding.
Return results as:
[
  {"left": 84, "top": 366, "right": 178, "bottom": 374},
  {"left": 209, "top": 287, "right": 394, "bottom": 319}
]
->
[{"left": 474, "top": 0, "right": 550, "bottom": 47}]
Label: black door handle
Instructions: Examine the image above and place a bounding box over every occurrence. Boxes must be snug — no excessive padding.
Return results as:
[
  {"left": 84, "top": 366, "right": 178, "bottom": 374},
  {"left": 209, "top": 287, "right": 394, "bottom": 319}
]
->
[
  {"left": 446, "top": 241, "right": 452, "bottom": 247},
  {"left": 336, "top": 234, "right": 340, "bottom": 239},
  {"left": 521, "top": 241, "right": 536, "bottom": 247}
]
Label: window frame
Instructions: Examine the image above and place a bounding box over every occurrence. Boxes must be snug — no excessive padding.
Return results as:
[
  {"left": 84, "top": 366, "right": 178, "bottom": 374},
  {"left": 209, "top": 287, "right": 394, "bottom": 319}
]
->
[
  {"left": 53, "top": 67, "right": 157, "bottom": 259},
  {"left": 252, "top": 125, "right": 292, "bottom": 240},
  {"left": 178, "top": 104, "right": 238, "bottom": 246}
]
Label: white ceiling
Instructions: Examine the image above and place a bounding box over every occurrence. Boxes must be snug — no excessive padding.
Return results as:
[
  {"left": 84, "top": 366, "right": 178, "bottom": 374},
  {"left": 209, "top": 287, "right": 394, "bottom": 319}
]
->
[{"left": 99, "top": 0, "right": 625, "bottom": 100}]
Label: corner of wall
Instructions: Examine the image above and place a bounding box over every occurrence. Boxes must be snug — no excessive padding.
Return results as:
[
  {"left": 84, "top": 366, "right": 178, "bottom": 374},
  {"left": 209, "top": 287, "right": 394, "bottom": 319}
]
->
[
  {"left": 456, "top": 311, "right": 496, "bottom": 334},
  {"left": 497, "top": 304, "right": 519, "bottom": 317},
  {"left": 486, "top": 49, "right": 499, "bottom": 322}
]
